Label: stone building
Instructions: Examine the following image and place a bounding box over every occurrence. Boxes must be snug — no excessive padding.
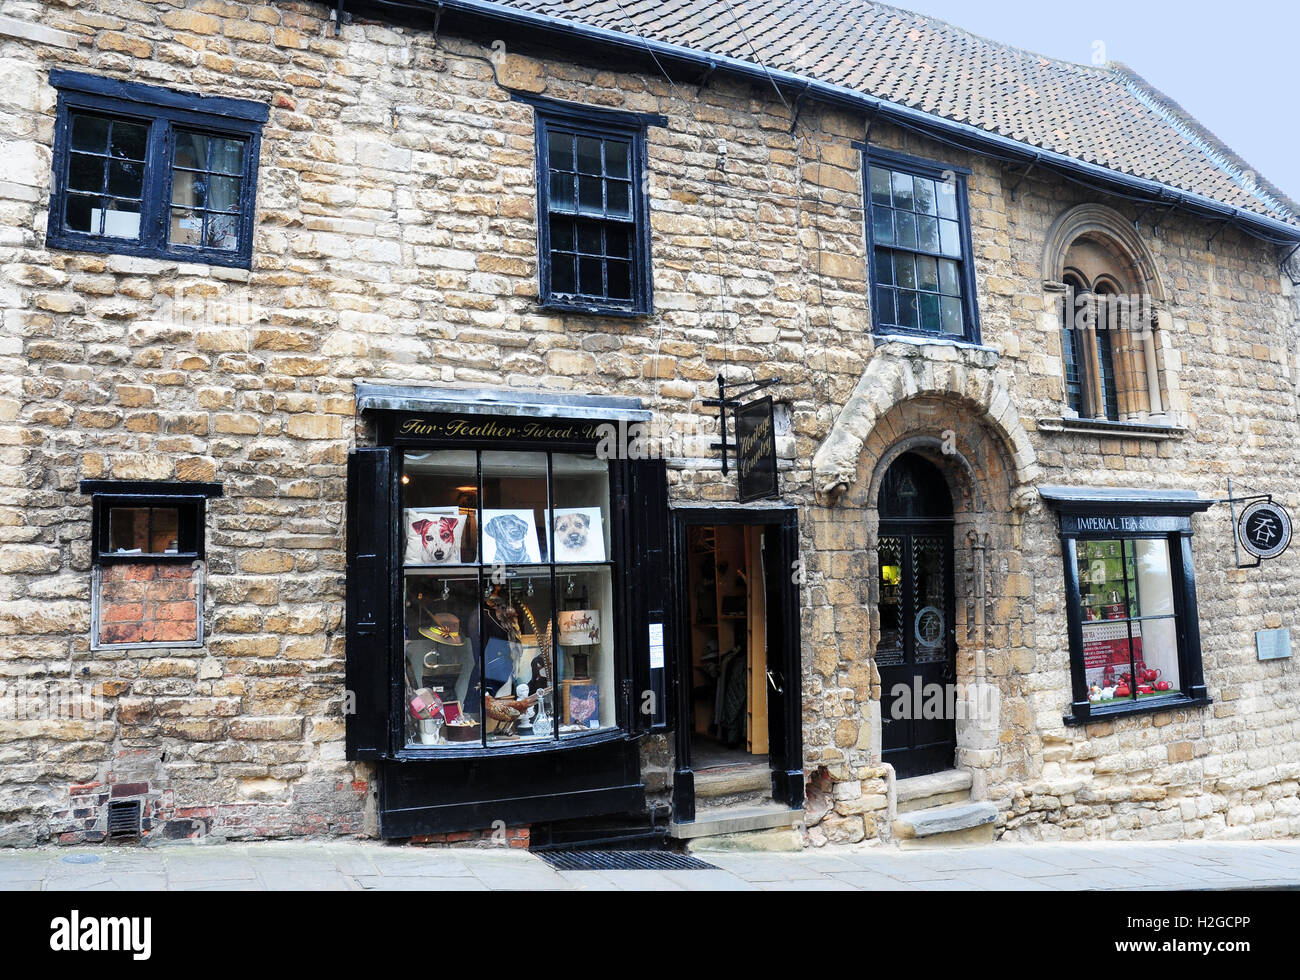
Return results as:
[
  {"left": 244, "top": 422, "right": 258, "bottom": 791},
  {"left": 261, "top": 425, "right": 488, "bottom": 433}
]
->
[{"left": 1, "top": 0, "right": 1298, "bottom": 849}]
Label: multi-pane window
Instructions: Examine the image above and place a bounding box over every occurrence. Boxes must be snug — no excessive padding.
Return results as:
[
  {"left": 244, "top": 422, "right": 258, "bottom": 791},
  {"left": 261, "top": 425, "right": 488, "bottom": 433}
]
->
[
  {"left": 64, "top": 113, "right": 148, "bottom": 240},
  {"left": 47, "top": 70, "right": 266, "bottom": 268},
  {"left": 1045, "top": 488, "right": 1213, "bottom": 724},
  {"left": 400, "top": 449, "right": 617, "bottom": 750},
  {"left": 867, "top": 154, "right": 977, "bottom": 340},
  {"left": 535, "top": 106, "right": 652, "bottom": 314},
  {"left": 1075, "top": 538, "right": 1181, "bottom": 705},
  {"left": 169, "top": 131, "right": 250, "bottom": 252},
  {"left": 1060, "top": 273, "right": 1121, "bottom": 420}
]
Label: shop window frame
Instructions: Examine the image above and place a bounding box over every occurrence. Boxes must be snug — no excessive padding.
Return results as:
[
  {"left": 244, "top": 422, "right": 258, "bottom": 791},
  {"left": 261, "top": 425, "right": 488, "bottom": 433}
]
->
[
  {"left": 862, "top": 147, "right": 982, "bottom": 344},
  {"left": 46, "top": 70, "right": 267, "bottom": 269},
  {"left": 1047, "top": 491, "right": 1213, "bottom": 725},
  {"left": 522, "top": 95, "right": 663, "bottom": 318},
  {"left": 356, "top": 415, "right": 668, "bottom": 763},
  {"left": 396, "top": 446, "right": 621, "bottom": 756}
]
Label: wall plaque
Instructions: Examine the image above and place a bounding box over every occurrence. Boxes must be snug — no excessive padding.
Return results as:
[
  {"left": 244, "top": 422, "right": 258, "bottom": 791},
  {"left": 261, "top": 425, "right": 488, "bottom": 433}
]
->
[{"left": 1256, "top": 628, "right": 1292, "bottom": 661}]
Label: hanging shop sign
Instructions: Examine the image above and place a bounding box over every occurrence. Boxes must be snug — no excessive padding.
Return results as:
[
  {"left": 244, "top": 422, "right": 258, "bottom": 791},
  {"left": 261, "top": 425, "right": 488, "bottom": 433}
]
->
[
  {"left": 1219, "top": 480, "right": 1293, "bottom": 568},
  {"left": 735, "top": 396, "right": 778, "bottom": 503},
  {"left": 1237, "top": 500, "right": 1292, "bottom": 561},
  {"left": 705, "top": 374, "right": 782, "bottom": 502}
]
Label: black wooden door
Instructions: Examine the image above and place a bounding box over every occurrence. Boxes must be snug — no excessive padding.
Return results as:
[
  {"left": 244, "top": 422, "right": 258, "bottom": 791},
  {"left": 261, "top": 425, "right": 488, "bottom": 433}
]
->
[{"left": 877, "top": 523, "right": 956, "bottom": 778}]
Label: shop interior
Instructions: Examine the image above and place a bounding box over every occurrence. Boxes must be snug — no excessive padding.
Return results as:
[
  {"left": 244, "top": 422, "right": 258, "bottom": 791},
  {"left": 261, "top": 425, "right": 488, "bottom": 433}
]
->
[{"left": 685, "top": 524, "right": 769, "bottom": 771}]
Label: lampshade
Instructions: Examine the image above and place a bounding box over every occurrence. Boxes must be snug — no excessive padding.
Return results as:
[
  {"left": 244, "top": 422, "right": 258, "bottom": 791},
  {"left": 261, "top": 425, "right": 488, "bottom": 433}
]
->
[{"left": 558, "top": 609, "right": 600, "bottom": 646}]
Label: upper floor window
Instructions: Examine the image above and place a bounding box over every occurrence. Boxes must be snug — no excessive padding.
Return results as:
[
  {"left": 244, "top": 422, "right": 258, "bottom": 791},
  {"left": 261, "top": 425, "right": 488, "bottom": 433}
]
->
[
  {"left": 1061, "top": 272, "right": 1122, "bottom": 421},
  {"left": 1044, "top": 205, "right": 1170, "bottom": 425},
  {"left": 529, "top": 99, "right": 658, "bottom": 315},
  {"left": 865, "top": 150, "right": 979, "bottom": 342},
  {"left": 47, "top": 70, "right": 267, "bottom": 269}
]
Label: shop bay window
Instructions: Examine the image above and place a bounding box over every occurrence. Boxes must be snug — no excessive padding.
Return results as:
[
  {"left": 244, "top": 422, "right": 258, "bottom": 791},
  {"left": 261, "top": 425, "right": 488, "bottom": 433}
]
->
[
  {"left": 1075, "top": 538, "right": 1181, "bottom": 702},
  {"left": 1043, "top": 487, "right": 1213, "bottom": 724},
  {"left": 400, "top": 449, "right": 618, "bottom": 749}
]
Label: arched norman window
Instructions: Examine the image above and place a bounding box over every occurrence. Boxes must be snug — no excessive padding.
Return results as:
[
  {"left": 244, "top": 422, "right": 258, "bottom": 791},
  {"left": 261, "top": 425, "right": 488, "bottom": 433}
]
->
[
  {"left": 1061, "top": 271, "right": 1121, "bottom": 421},
  {"left": 1045, "top": 205, "right": 1167, "bottom": 424}
]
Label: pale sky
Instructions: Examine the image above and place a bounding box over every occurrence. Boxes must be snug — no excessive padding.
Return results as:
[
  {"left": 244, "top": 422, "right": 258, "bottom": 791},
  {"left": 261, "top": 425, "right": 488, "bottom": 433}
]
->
[{"left": 899, "top": 0, "right": 1300, "bottom": 205}]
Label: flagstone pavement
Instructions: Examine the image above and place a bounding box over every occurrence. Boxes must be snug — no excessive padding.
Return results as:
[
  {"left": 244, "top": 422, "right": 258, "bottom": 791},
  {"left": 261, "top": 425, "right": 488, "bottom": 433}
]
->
[{"left": 2, "top": 838, "right": 1300, "bottom": 891}]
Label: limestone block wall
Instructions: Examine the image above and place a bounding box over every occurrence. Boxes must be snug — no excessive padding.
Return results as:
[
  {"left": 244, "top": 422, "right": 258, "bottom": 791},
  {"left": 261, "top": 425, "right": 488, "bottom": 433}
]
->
[{"left": 0, "top": 0, "right": 1295, "bottom": 846}]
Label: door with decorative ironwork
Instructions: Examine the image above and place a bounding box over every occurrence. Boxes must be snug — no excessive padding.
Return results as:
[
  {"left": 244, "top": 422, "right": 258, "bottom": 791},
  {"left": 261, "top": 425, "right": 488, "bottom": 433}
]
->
[{"left": 876, "top": 453, "right": 956, "bottom": 779}]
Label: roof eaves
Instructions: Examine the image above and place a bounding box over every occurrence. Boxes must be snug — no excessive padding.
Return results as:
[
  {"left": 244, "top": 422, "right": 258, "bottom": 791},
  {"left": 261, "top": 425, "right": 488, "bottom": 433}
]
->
[{"left": 1110, "top": 62, "right": 1299, "bottom": 221}]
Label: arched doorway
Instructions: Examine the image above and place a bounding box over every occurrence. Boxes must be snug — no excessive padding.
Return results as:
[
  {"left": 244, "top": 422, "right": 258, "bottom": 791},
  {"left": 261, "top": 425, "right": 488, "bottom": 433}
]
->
[{"left": 876, "top": 451, "right": 956, "bottom": 778}]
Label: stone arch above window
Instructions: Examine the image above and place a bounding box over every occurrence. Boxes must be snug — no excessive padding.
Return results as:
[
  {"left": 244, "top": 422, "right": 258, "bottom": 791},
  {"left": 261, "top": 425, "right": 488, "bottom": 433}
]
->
[{"left": 1044, "top": 204, "right": 1169, "bottom": 423}]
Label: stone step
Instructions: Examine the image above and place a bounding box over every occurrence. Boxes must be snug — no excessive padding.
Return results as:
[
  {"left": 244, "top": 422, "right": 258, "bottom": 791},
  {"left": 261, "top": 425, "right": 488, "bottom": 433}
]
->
[
  {"left": 686, "top": 826, "right": 804, "bottom": 853},
  {"left": 891, "top": 800, "right": 998, "bottom": 848},
  {"left": 693, "top": 764, "right": 771, "bottom": 800},
  {"left": 669, "top": 802, "right": 801, "bottom": 840},
  {"left": 896, "top": 769, "right": 973, "bottom": 814}
]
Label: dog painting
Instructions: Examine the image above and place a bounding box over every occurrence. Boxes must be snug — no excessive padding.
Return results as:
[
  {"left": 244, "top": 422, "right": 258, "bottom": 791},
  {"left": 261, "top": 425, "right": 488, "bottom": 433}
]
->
[
  {"left": 482, "top": 510, "right": 542, "bottom": 564},
  {"left": 553, "top": 507, "right": 605, "bottom": 562},
  {"left": 404, "top": 508, "right": 466, "bottom": 565}
]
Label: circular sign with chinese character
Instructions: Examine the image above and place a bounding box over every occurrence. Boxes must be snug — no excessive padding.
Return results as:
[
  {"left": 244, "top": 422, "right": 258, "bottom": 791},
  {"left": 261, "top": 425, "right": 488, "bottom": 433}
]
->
[
  {"left": 1238, "top": 500, "right": 1292, "bottom": 561},
  {"left": 915, "top": 606, "right": 944, "bottom": 647}
]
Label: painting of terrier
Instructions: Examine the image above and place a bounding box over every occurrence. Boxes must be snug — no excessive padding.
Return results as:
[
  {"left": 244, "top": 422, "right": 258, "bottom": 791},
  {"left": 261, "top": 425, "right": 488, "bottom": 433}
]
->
[
  {"left": 553, "top": 507, "right": 605, "bottom": 562},
  {"left": 404, "top": 508, "right": 466, "bottom": 565}
]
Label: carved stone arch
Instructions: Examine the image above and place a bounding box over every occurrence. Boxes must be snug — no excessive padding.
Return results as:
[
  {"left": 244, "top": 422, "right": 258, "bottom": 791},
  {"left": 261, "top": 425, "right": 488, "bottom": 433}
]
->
[
  {"left": 1042, "top": 203, "right": 1166, "bottom": 305},
  {"left": 868, "top": 433, "right": 986, "bottom": 517},
  {"left": 811, "top": 343, "right": 1040, "bottom": 501}
]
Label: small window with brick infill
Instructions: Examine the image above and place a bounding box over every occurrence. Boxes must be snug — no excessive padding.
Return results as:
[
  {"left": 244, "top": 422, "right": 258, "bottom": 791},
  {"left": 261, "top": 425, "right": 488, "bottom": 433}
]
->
[{"left": 81, "top": 480, "right": 222, "bottom": 651}]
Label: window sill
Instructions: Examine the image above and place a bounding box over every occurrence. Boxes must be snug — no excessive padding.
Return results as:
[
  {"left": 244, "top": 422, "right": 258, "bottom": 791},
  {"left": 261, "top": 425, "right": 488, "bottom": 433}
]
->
[
  {"left": 45, "top": 232, "right": 253, "bottom": 271},
  {"left": 1064, "top": 692, "right": 1211, "bottom": 726},
  {"left": 537, "top": 300, "right": 651, "bottom": 319},
  {"left": 872, "top": 331, "right": 998, "bottom": 355},
  {"left": 390, "top": 725, "right": 629, "bottom": 761},
  {"left": 1037, "top": 416, "right": 1187, "bottom": 440}
]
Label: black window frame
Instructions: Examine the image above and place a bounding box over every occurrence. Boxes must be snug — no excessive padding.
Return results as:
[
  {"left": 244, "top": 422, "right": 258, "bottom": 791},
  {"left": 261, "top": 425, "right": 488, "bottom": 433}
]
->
[
  {"left": 522, "top": 95, "right": 662, "bottom": 317},
  {"left": 862, "top": 147, "right": 981, "bottom": 344},
  {"left": 395, "top": 445, "right": 619, "bottom": 756},
  {"left": 366, "top": 412, "right": 667, "bottom": 763},
  {"left": 47, "top": 70, "right": 267, "bottom": 269},
  {"left": 82, "top": 480, "right": 222, "bottom": 566},
  {"left": 1044, "top": 490, "right": 1213, "bottom": 725}
]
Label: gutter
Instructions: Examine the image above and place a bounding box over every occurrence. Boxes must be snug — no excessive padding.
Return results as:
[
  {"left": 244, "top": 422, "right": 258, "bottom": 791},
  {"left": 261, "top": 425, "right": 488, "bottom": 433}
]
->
[{"left": 347, "top": 0, "right": 1300, "bottom": 245}]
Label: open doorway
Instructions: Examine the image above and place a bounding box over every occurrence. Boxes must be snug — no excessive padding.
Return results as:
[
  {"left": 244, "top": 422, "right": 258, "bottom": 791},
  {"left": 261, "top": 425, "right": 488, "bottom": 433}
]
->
[
  {"left": 671, "top": 507, "right": 802, "bottom": 825},
  {"left": 685, "top": 524, "right": 769, "bottom": 773}
]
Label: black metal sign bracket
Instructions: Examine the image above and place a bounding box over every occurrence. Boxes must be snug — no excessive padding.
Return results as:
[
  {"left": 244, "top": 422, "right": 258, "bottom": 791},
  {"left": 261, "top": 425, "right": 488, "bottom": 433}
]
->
[
  {"left": 704, "top": 374, "right": 782, "bottom": 476},
  {"left": 1214, "top": 478, "right": 1273, "bottom": 569}
]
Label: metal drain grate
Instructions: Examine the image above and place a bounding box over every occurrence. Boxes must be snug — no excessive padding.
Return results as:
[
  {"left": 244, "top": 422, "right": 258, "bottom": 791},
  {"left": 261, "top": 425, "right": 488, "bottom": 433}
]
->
[
  {"left": 106, "top": 799, "right": 142, "bottom": 839},
  {"left": 538, "top": 849, "right": 717, "bottom": 871}
]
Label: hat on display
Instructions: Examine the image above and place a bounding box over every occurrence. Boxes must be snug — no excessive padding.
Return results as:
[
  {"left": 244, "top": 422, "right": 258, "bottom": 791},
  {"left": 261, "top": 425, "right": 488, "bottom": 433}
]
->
[{"left": 419, "top": 612, "right": 466, "bottom": 647}]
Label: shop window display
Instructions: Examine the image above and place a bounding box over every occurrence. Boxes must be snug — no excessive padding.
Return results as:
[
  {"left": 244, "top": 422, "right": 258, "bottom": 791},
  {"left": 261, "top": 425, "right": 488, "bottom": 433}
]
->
[
  {"left": 1076, "top": 538, "right": 1180, "bottom": 704},
  {"left": 400, "top": 449, "right": 614, "bottom": 749}
]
